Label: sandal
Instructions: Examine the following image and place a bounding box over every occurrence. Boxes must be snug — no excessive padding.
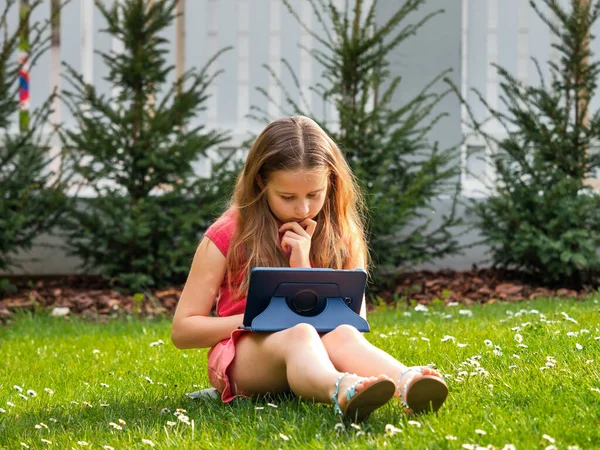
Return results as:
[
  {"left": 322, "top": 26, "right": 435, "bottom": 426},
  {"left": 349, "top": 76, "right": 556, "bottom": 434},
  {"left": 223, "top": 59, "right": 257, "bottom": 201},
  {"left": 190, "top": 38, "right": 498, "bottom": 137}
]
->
[
  {"left": 331, "top": 373, "right": 396, "bottom": 422},
  {"left": 398, "top": 366, "right": 448, "bottom": 414}
]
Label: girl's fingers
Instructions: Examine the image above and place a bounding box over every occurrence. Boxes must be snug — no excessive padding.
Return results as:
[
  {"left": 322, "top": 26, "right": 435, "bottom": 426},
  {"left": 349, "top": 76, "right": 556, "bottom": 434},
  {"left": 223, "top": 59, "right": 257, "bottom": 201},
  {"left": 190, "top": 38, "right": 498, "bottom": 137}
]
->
[
  {"left": 279, "top": 221, "right": 310, "bottom": 238},
  {"left": 281, "top": 231, "right": 302, "bottom": 241},
  {"left": 299, "top": 219, "right": 317, "bottom": 237},
  {"left": 280, "top": 235, "right": 302, "bottom": 252}
]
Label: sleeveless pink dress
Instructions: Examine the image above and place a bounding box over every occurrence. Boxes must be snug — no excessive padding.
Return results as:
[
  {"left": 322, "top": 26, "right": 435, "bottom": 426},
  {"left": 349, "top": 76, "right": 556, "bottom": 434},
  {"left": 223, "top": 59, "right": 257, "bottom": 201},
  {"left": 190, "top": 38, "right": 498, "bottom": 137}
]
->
[
  {"left": 204, "top": 209, "right": 304, "bottom": 402},
  {"left": 204, "top": 211, "right": 248, "bottom": 403},
  {"left": 203, "top": 210, "right": 252, "bottom": 403}
]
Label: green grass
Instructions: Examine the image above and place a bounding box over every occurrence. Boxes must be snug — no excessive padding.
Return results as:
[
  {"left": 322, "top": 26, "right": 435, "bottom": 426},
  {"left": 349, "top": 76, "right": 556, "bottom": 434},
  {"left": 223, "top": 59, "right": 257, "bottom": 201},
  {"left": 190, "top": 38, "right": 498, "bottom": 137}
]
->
[{"left": 1, "top": 297, "right": 599, "bottom": 449}]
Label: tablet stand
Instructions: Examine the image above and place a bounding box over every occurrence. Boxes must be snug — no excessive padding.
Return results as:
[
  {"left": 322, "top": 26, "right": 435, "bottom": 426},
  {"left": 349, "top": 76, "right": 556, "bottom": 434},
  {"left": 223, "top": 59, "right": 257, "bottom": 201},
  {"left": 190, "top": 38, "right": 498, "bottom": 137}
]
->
[{"left": 244, "top": 296, "right": 370, "bottom": 332}]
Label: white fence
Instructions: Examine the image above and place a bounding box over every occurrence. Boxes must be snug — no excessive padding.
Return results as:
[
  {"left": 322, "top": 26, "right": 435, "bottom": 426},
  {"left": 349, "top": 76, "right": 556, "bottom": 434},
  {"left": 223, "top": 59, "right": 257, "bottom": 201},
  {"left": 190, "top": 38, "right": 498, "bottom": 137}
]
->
[
  {"left": 461, "top": 0, "right": 600, "bottom": 193},
  {"left": 3, "top": 0, "right": 600, "bottom": 192},
  {"left": 3, "top": 0, "right": 344, "bottom": 147}
]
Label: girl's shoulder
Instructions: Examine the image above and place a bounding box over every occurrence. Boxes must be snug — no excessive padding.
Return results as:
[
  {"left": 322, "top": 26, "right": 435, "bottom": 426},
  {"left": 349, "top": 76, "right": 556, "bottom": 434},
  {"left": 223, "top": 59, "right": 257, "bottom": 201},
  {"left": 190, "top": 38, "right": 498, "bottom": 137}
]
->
[{"left": 204, "top": 208, "right": 238, "bottom": 256}]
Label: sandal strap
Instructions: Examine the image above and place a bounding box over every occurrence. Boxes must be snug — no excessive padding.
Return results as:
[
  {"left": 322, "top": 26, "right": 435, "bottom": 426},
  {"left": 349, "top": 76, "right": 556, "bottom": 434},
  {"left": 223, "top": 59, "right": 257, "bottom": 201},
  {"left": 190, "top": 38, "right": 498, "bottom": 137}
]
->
[
  {"left": 398, "top": 366, "right": 426, "bottom": 410},
  {"left": 331, "top": 372, "right": 358, "bottom": 416},
  {"left": 346, "top": 379, "right": 364, "bottom": 402}
]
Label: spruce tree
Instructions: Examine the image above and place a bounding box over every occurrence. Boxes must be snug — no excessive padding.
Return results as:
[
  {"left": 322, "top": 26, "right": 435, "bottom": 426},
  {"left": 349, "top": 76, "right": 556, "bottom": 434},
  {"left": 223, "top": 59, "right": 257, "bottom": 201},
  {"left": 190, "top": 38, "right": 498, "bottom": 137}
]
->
[
  {"left": 460, "top": 0, "right": 600, "bottom": 287},
  {"left": 254, "top": 0, "right": 463, "bottom": 290},
  {"left": 0, "top": 0, "right": 67, "bottom": 290},
  {"left": 61, "top": 0, "right": 235, "bottom": 291}
]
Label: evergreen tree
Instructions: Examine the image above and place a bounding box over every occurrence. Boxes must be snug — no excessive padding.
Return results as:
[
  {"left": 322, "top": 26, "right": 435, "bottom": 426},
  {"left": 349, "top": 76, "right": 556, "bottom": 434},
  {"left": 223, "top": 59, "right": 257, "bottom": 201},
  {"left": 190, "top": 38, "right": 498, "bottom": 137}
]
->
[
  {"left": 253, "top": 0, "right": 463, "bottom": 290},
  {"left": 0, "top": 0, "right": 67, "bottom": 291},
  {"left": 459, "top": 0, "right": 600, "bottom": 287},
  {"left": 61, "top": 0, "right": 236, "bottom": 291}
]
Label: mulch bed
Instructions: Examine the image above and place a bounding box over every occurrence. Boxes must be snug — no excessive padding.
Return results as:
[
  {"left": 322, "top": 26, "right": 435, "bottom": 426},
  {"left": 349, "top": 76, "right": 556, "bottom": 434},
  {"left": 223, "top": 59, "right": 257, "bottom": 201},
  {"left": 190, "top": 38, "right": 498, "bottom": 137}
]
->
[
  {"left": 0, "top": 268, "right": 593, "bottom": 323},
  {"left": 379, "top": 267, "right": 591, "bottom": 305}
]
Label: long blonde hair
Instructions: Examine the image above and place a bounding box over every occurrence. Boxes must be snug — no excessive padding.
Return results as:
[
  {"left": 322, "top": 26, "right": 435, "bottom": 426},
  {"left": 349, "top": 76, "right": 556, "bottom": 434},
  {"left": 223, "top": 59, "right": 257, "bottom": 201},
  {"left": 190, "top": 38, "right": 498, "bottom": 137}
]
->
[{"left": 225, "top": 116, "right": 368, "bottom": 300}]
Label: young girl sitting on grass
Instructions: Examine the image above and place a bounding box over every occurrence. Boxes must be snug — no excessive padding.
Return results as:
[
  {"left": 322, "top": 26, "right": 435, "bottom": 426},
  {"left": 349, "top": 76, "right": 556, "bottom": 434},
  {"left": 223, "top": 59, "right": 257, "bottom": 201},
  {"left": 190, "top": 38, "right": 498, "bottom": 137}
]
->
[{"left": 171, "top": 116, "right": 448, "bottom": 421}]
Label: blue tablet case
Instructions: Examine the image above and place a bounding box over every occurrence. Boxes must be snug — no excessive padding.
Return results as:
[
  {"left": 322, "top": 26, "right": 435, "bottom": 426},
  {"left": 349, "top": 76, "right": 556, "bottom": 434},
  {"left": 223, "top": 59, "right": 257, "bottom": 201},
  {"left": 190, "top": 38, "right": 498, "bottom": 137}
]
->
[{"left": 240, "top": 267, "right": 369, "bottom": 332}]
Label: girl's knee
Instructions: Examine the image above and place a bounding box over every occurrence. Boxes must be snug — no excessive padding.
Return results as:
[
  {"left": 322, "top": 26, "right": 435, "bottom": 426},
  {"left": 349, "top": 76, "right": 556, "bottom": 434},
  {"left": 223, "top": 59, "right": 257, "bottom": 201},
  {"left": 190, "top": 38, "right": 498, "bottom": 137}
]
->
[
  {"left": 324, "top": 324, "right": 363, "bottom": 345},
  {"left": 286, "top": 323, "right": 320, "bottom": 342}
]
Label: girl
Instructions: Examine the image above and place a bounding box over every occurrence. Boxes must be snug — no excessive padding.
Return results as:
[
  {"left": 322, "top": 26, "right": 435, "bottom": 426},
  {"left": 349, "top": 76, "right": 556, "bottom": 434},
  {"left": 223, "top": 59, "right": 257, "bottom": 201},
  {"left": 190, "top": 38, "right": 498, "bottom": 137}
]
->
[{"left": 171, "top": 116, "right": 448, "bottom": 421}]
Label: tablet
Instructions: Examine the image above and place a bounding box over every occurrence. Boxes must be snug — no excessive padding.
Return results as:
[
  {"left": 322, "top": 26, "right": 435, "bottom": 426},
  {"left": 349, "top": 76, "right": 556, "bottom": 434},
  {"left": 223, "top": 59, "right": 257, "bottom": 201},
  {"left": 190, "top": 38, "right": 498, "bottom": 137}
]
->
[{"left": 240, "top": 267, "right": 369, "bottom": 333}]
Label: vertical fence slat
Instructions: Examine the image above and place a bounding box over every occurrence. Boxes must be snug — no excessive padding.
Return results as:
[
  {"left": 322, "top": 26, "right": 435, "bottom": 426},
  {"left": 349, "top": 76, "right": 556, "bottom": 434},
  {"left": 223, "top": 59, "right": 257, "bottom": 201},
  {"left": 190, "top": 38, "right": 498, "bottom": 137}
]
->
[
  {"left": 216, "top": 0, "right": 238, "bottom": 132},
  {"left": 247, "top": 0, "right": 270, "bottom": 134},
  {"left": 93, "top": 0, "right": 112, "bottom": 99},
  {"left": 485, "top": 0, "right": 499, "bottom": 119},
  {"left": 466, "top": 0, "right": 488, "bottom": 126},
  {"left": 185, "top": 0, "right": 206, "bottom": 128},
  {"left": 266, "top": 0, "right": 281, "bottom": 121},
  {"left": 205, "top": 0, "right": 218, "bottom": 127},
  {"left": 279, "top": 0, "right": 301, "bottom": 114},
  {"left": 236, "top": 0, "right": 249, "bottom": 137},
  {"left": 497, "top": 0, "right": 518, "bottom": 118},
  {"left": 516, "top": 1, "right": 529, "bottom": 83},
  {"left": 298, "top": 1, "right": 312, "bottom": 116},
  {"left": 81, "top": 0, "right": 93, "bottom": 85}
]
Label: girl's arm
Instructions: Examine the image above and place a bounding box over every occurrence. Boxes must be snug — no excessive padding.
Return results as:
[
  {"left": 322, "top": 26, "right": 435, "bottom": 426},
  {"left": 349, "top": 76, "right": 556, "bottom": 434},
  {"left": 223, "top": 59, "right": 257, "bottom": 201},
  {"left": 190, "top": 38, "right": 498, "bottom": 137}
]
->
[{"left": 171, "top": 237, "right": 243, "bottom": 349}]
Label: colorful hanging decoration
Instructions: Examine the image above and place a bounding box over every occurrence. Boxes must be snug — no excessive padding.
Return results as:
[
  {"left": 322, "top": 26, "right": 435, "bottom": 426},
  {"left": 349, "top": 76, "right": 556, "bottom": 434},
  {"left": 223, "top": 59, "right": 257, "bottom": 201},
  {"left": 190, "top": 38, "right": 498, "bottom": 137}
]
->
[{"left": 19, "top": 0, "right": 30, "bottom": 131}]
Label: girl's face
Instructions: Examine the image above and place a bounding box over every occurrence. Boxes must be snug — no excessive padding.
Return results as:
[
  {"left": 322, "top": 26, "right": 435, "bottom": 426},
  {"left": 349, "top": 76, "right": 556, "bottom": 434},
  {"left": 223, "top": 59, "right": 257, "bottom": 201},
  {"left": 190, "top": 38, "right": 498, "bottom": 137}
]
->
[{"left": 265, "top": 169, "right": 329, "bottom": 224}]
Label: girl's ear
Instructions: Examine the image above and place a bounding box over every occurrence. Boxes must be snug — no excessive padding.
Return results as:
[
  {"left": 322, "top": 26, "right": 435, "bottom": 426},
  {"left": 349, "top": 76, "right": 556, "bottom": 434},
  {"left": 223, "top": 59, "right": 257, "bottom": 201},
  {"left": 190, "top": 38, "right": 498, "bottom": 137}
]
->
[{"left": 256, "top": 174, "right": 267, "bottom": 191}]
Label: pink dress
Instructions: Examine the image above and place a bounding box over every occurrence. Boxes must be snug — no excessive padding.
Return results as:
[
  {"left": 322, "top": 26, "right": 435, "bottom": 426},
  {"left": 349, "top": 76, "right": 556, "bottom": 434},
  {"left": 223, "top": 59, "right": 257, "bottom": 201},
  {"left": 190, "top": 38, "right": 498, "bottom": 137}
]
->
[{"left": 204, "top": 210, "right": 251, "bottom": 403}]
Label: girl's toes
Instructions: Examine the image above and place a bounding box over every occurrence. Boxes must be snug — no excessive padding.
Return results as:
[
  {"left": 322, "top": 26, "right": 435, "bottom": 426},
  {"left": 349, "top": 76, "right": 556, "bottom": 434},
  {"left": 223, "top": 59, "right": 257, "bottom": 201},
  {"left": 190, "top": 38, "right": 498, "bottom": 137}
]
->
[
  {"left": 421, "top": 367, "right": 442, "bottom": 378},
  {"left": 376, "top": 374, "right": 393, "bottom": 382}
]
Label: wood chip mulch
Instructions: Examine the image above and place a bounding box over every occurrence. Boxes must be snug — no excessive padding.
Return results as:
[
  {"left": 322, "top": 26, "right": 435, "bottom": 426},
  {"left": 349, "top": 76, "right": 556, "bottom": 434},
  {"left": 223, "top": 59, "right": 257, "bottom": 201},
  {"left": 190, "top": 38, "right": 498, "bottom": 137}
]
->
[{"left": 0, "top": 268, "right": 594, "bottom": 323}]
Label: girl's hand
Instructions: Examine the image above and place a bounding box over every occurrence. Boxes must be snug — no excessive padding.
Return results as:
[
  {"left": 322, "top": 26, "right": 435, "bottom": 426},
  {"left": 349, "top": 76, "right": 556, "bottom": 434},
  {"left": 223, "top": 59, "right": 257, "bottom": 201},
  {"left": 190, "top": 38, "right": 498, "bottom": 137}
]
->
[{"left": 279, "top": 219, "right": 317, "bottom": 268}]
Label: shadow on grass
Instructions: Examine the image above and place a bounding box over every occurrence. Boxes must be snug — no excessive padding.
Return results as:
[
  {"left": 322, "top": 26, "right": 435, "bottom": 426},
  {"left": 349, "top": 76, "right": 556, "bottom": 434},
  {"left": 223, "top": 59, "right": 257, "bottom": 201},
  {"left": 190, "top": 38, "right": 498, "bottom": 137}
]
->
[{"left": 2, "top": 390, "right": 407, "bottom": 443}]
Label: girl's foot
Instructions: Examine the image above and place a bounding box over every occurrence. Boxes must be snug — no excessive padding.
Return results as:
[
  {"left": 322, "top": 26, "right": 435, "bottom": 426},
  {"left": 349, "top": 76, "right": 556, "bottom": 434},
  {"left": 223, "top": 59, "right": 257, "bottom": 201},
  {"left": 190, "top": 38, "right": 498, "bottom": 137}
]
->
[
  {"left": 332, "top": 373, "right": 396, "bottom": 422},
  {"left": 397, "top": 366, "right": 448, "bottom": 414}
]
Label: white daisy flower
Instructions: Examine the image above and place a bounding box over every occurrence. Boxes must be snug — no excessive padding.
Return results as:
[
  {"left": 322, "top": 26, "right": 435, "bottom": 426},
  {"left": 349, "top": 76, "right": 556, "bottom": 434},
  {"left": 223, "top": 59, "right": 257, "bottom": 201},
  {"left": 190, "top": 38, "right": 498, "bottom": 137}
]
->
[{"left": 385, "top": 424, "right": 402, "bottom": 436}]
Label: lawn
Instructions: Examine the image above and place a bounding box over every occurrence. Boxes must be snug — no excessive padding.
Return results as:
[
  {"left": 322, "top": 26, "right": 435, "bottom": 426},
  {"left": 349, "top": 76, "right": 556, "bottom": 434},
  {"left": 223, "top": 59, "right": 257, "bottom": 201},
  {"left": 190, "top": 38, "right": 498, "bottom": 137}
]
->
[{"left": 1, "top": 296, "right": 599, "bottom": 449}]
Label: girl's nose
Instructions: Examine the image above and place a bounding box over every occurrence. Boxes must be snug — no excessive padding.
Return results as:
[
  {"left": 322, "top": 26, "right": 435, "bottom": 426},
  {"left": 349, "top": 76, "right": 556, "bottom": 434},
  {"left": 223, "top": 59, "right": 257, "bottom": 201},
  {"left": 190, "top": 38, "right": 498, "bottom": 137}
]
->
[{"left": 296, "top": 201, "right": 309, "bottom": 215}]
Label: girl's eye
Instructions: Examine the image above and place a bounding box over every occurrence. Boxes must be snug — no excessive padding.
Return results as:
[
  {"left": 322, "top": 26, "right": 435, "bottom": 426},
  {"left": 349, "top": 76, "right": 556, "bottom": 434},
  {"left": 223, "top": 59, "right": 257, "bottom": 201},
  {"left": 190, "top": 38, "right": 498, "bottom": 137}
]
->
[{"left": 281, "top": 193, "right": 319, "bottom": 201}]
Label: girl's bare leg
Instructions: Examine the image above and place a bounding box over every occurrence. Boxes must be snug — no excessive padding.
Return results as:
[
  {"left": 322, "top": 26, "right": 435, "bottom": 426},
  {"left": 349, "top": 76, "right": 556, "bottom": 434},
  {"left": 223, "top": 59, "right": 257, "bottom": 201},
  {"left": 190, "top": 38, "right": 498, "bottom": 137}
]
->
[
  {"left": 320, "top": 325, "right": 445, "bottom": 400},
  {"left": 227, "top": 323, "right": 393, "bottom": 410}
]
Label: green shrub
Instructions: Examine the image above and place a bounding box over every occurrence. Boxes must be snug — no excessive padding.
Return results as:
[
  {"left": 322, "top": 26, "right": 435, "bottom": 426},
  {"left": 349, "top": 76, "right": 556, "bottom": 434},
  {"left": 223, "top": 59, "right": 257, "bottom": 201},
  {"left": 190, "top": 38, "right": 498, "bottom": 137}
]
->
[
  {"left": 0, "top": 0, "right": 67, "bottom": 287},
  {"left": 60, "top": 0, "right": 236, "bottom": 291},
  {"left": 459, "top": 0, "right": 600, "bottom": 287}
]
